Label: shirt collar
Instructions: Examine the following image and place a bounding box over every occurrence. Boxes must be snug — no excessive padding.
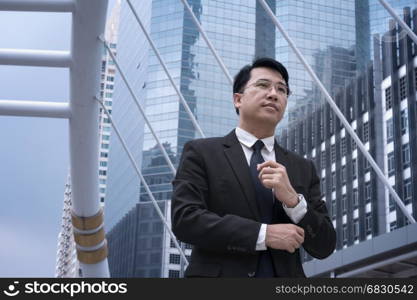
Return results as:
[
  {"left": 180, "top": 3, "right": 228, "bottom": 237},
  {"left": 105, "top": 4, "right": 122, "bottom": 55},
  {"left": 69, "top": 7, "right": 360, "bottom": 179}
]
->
[{"left": 235, "top": 127, "right": 275, "bottom": 153}]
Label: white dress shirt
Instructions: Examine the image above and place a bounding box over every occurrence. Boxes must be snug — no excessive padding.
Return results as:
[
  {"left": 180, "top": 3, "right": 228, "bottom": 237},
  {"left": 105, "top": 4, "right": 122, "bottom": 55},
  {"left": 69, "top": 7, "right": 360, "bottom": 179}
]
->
[{"left": 235, "top": 127, "right": 307, "bottom": 251}]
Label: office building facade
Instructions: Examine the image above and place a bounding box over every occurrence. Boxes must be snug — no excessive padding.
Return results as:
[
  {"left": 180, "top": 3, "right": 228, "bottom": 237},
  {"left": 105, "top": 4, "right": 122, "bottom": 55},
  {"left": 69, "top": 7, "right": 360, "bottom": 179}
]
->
[
  {"left": 274, "top": 0, "right": 358, "bottom": 123},
  {"left": 282, "top": 8, "right": 417, "bottom": 277},
  {"left": 98, "top": 1, "right": 121, "bottom": 204},
  {"left": 104, "top": 0, "right": 150, "bottom": 231}
]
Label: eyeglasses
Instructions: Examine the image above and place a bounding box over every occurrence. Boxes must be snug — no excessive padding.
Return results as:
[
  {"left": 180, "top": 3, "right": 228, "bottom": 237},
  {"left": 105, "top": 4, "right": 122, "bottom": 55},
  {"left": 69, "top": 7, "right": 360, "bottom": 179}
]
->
[{"left": 243, "top": 79, "right": 291, "bottom": 96}]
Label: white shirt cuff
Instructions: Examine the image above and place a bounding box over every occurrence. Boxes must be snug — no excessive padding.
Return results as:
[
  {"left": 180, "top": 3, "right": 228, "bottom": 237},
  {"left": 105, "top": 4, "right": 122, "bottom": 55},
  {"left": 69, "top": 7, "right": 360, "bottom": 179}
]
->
[
  {"left": 283, "top": 194, "right": 307, "bottom": 224},
  {"left": 256, "top": 223, "right": 267, "bottom": 250}
]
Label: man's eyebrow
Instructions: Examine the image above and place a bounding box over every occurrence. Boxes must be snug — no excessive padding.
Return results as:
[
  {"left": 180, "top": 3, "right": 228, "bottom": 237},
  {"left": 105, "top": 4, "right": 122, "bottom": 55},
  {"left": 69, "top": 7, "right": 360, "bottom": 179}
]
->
[{"left": 257, "top": 78, "right": 287, "bottom": 85}]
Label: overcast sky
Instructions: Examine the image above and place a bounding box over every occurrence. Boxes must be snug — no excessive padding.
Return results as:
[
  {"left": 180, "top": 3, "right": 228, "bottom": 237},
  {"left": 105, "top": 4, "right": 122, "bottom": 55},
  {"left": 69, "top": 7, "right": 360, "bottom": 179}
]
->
[{"left": 0, "top": 1, "right": 115, "bottom": 277}]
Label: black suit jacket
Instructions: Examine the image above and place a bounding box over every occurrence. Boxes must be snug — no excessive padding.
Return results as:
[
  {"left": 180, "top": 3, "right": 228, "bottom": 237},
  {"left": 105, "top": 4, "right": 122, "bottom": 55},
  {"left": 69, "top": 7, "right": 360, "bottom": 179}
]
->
[{"left": 171, "top": 130, "right": 336, "bottom": 277}]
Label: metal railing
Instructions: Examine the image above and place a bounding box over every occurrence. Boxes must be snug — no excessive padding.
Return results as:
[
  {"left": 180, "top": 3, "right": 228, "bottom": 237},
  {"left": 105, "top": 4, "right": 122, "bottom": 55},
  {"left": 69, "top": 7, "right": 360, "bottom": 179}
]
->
[{"left": 0, "top": 0, "right": 110, "bottom": 277}]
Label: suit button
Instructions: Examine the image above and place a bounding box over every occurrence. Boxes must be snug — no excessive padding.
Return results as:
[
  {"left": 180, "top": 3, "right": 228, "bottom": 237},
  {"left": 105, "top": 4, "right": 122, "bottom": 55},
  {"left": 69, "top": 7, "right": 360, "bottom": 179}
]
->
[{"left": 247, "top": 272, "right": 256, "bottom": 277}]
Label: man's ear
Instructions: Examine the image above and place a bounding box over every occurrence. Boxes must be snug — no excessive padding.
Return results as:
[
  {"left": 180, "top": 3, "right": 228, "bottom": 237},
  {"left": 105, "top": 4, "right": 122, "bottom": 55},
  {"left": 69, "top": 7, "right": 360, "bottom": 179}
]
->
[{"left": 233, "top": 93, "right": 242, "bottom": 111}]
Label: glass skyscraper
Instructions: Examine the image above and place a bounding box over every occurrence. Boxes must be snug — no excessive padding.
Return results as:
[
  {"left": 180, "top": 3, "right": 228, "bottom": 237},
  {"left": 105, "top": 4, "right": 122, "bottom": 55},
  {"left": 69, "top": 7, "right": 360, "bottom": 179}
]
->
[
  {"left": 104, "top": 0, "right": 151, "bottom": 230},
  {"left": 369, "top": 0, "right": 417, "bottom": 56},
  {"left": 274, "top": 0, "right": 358, "bottom": 123},
  {"left": 370, "top": 0, "right": 417, "bottom": 36}
]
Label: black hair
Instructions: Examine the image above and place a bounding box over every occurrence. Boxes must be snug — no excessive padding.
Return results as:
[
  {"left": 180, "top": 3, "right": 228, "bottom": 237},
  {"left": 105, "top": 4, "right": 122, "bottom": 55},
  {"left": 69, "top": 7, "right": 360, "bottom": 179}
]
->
[{"left": 233, "top": 57, "right": 290, "bottom": 114}]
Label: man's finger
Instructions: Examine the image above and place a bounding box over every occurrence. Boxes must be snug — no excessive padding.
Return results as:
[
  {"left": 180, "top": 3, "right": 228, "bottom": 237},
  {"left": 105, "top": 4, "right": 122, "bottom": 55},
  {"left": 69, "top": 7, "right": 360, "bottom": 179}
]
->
[
  {"left": 259, "top": 167, "right": 276, "bottom": 174},
  {"left": 294, "top": 233, "right": 304, "bottom": 245},
  {"left": 259, "top": 174, "right": 275, "bottom": 181},
  {"left": 257, "top": 160, "right": 280, "bottom": 170},
  {"left": 295, "top": 226, "right": 305, "bottom": 238},
  {"left": 262, "top": 161, "right": 285, "bottom": 169},
  {"left": 261, "top": 179, "right": 276, "bottom": 188}
]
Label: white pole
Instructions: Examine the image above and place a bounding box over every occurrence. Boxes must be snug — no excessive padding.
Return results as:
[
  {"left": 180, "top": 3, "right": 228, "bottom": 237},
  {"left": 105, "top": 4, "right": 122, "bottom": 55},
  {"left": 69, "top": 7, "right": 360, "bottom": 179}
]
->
[
  {"left": 69, "top": 0, "right": 110, "bottom": 277},
  {"left": 0, "top": 0, "right": 75, "bottom": 12},
  {"left": 0, "top": 49, "right": 71, "bottom": 68},
  {"left": 258, "top": 0, "right": 415, "bottom": 224},
  {"left": 0, "top": 100, "right": 70, "bottom": 118}
]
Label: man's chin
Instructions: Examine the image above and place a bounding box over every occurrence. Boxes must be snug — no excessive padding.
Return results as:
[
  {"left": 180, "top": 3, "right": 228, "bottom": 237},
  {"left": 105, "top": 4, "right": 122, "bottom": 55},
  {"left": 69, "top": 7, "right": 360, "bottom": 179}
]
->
[
  {"left": 257, "top": 115, "right": 281, "bottom": 127},
  {"left": 264, "top": 110, "right": 282, "bottom": 121}
]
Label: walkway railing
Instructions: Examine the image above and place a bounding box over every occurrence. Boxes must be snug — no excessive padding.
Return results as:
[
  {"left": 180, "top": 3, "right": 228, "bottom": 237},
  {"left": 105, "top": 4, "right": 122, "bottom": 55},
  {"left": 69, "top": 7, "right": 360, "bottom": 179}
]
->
[{"left": 0, "top": 0, "right": 110, "bottom": 277}]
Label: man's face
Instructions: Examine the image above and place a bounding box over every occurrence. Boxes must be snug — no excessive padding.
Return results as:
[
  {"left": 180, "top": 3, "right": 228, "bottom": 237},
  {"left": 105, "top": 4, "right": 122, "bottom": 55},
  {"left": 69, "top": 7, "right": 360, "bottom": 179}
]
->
[{"left": 233, "top": 67, "right": 288, "bottom": 127}]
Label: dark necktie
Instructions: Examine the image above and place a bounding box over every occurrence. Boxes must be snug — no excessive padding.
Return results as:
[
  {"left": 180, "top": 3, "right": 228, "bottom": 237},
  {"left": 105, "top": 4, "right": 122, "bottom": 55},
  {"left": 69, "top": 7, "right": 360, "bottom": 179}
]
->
[
  {"left": 249, "top": 140, "right": 276, "bottom": 277},
  {"left": 250, "top": 140, "right": 274, "bottom": 223}
]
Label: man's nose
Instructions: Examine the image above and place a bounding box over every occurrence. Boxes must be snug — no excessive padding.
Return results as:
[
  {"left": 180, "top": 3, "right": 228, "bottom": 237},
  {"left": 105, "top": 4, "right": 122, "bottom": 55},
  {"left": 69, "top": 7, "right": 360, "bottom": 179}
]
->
[{"left": 267, "top": 88, "right": 279, "bottom": 101}]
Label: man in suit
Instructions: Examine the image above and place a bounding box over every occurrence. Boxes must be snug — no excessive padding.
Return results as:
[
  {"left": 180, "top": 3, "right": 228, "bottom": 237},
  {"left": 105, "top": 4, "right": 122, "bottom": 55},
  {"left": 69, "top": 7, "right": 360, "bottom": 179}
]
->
[{"left": 171, "top": 57, "right": 336, "bottom": 277}]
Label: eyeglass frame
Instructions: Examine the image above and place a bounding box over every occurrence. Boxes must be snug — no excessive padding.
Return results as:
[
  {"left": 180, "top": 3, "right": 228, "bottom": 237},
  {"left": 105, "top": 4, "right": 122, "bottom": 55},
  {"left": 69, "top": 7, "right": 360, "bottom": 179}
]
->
[{"left": 239, "top": 78, "right": 291, "bottom": 96}]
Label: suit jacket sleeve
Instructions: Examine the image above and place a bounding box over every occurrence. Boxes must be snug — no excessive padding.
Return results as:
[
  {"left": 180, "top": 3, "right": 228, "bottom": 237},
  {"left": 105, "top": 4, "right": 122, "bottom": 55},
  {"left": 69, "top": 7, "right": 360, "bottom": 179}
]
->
[
  {"left": 171, "top": 141, "right": 261, "bottom": 254},
  {"left": 297, "top": 160, "right": 336, "bottom": 259}
]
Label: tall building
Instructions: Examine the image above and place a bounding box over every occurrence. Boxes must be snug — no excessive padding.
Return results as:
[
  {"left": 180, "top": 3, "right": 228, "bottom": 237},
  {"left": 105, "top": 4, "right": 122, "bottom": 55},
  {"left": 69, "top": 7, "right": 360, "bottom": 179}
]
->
[
  {"left": 370, "top": 0, "right": 417, "bottom": 38},
  {"left": 274, "top": 0, "right": 358, "bottom": 123},
  {"left": 282, "top": 8, "right": 417, "bottom": 277},
  {"left": 104, "top": 0, "right": 150, "bottom": 230},
  {"left": 107, "top": 201, "right": 166, "bottom": 277},
  {"left": 355, "top": 0, "right": 371, "bottom": 71},
  {"left": 98, "top": 0, "right": 121, "bottom": 204},
  {"left": 379, "top": 6, "right": 417, "bottom": 232},
  {"left": 368, "top": 0, "right": 417, "bottom": 58},
  {"left": 55, "top": 177, "right": 79, "bottom": 277},
  {"left": 280, "top": 0, "right": 416, "bottom": 121}
]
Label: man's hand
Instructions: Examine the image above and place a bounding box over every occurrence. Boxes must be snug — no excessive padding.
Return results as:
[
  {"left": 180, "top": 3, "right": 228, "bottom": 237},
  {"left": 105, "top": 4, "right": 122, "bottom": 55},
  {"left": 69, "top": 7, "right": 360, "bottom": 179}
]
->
[
  {"left": 266, "top": 224, "right": 304, "bottom": 253},
  {"left": 257, "top": 160, "right": 298, "bottom": 207}
]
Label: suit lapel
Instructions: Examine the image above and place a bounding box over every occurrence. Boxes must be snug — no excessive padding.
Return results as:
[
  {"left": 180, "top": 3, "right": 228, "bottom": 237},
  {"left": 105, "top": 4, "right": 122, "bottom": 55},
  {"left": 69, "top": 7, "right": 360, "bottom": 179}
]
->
[{"left": 223, "top": 130, "right": 261, "bottom": 221}]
